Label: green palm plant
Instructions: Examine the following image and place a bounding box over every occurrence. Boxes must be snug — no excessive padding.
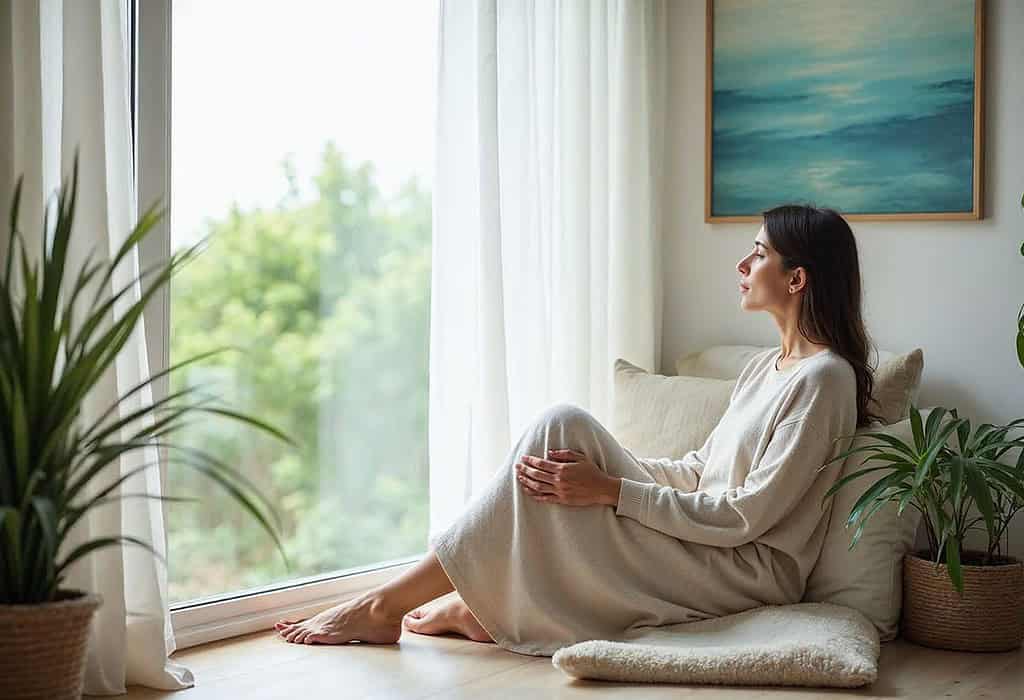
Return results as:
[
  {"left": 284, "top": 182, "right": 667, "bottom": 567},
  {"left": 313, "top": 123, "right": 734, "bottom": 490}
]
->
[
  {"left": 0, "top": 154, "right": 292, "bottom": 605},
  {"left": 817, "top": 404, "right": 1024, "bottom": 593}
]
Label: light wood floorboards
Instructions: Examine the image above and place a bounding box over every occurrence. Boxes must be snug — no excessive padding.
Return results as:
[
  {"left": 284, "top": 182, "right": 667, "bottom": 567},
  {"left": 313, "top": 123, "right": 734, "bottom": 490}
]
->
[{"left": 103, "top": 627, "right": 1024, "bottom": 699}]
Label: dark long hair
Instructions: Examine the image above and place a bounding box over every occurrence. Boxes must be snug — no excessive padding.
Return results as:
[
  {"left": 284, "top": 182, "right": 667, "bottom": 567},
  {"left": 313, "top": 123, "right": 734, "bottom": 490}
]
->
[{"left": 761, "top": 204, "right": 882, "bottom": 428}]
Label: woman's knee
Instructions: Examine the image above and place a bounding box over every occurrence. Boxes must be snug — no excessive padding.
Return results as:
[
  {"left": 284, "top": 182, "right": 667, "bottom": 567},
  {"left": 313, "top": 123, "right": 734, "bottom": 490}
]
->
[
  {"left": 536, "top": 402, "right": 596, "bottom": 435},
  {"left": 538, "top": 401, "right": 585, "bottom": 423}
]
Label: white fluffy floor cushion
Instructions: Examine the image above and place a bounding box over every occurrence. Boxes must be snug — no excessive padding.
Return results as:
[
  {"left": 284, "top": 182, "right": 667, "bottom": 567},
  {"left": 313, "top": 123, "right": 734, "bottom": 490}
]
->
[{"left": 551, "top": 602, "right": 880, "bottom": 688}]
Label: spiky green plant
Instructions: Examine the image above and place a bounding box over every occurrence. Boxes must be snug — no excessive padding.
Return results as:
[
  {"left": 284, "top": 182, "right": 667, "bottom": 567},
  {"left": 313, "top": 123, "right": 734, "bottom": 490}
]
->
[
  {"left": 818, "top": 404, "right": 1024, "bottom": 593},
  {"left": 0, "top": 154, "right": 292, "bottom": 604}
]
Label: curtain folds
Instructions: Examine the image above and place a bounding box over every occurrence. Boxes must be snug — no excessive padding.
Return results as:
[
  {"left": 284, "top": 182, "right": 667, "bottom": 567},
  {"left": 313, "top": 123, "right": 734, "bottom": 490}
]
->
[
  {"left": 429, "top": 0, "right": 667, "bottom": 541},
  {"left": 5, "top": 0, "right": 192, "bottom": 694}
]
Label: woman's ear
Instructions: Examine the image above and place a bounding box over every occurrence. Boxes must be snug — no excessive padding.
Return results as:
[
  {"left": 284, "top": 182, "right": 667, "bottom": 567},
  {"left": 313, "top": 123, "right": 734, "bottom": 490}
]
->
[{"left": 788, "top": 267, "right": 808, "bottom": 294}]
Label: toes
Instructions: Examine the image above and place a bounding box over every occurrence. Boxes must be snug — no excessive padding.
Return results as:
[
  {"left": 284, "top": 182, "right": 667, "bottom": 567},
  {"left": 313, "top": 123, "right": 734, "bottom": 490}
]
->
[
  {"left": 302, "top": 631, "right": 325, "bottom": 645},
  {"left": 294, "top": 629, "right": 312, "bottom": 644},
  {"left": 275, "top": 618, "right": 304, "bottom": 635},
  {"left": 285, "top": 626, "right": 306, "bottom": 643},
  {"left": 404, "top": 609, "right": 438, "bottom": 633}
]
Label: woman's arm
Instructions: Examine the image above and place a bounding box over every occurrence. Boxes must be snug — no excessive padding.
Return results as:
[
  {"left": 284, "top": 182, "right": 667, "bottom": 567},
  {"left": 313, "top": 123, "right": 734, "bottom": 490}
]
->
[
  {"left": 634, "top": 454, "right": 702, "bottom": 492},
  {"left": 632, "top": 424, "right": 715, "bottom": 492},
  {"left": 614, "top": 417, "right": 842, "bottom": 547}
]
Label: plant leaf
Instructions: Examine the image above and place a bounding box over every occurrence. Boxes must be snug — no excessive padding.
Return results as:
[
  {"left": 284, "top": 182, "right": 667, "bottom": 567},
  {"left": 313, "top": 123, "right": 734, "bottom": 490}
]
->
[
  {"left": 821, "top": 465, "right": 899, "bottom": 504},
  {"left": 55, "top": 535, "right": 164, "bottom": 579},
  {"left": 30, "top": 497, "right": 58, "bottom": 566},
  {"left": 62, "top": 461, "right": 161, "bottom": 537},
  {"left": 84, "top": 492, "right": 198, "bottom": 509},
  {"left": 945, "top": 537, "right": 964, "bottom": 594},
  {"left": 853, "top": 431, "right": 920, "bottom": 461},
  {"left": 4, "top": 175, "right": 22, "bottom": 286},
  {"left": 924, "top": 407, "right": 949, "bottom": 447},
  {"left": 909, "top": 403, "right": 925, "bottom": 453},
  {"left": 76, "top": 347, "right": 232, "bottom": 448},
  {"left": 849, "top": 497, "right": 890, "bottom": 550},
  {"left": 189, "top": 406, "right": 298, "bottom": 447},
  {"left": 846, "top": 471, "right": 907, "bottom": 528},
  {"left": 917, "top": 419, "right": 964, "bottom": 484},
  {"left": 166, "top": 447, "right": 290, "bottom": 569},
  {"left": 975, "top": 460, "right": 1024, "bottom": 501},
  {"left": 0, "top": 507, "right": 22, "bottom": 599},
  {"left": 896, "top": 487, "right": 915, "bottom": 516},
  {"left": 963, "top": 460, "right": 997, "bottom": 539},
  {"left": 948, "top": 454, "right": 964, "bottom": 505}
]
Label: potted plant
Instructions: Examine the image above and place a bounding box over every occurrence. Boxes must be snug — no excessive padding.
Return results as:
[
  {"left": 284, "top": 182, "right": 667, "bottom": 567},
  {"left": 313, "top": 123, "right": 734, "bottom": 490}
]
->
[
  {"left": 819, "top": 404, "right": 1024, "bottom": 652},
  {"left": 0, "top": 156, "right": 292, "bottom": 699}
]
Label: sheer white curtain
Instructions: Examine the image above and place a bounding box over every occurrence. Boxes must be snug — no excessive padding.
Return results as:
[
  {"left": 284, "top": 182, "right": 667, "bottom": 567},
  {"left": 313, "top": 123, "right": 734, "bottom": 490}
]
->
[
  {"left": 5, "top": 0, "right": 192, "bottom": 694},
  {"left": 428, "top": 0, "right": 667, "bottom": 541}
]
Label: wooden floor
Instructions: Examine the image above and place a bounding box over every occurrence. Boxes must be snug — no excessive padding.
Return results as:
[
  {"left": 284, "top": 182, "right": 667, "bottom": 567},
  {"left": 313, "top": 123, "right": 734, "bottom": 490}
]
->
[{"left": 104, "top": 627, "right": 1024, "bottom": 700}]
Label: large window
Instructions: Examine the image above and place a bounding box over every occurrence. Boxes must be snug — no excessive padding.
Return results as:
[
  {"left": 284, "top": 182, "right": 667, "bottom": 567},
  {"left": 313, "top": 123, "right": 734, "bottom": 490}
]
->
[{"left": 164, "top": 0, "right": 437, "bottom": 604}]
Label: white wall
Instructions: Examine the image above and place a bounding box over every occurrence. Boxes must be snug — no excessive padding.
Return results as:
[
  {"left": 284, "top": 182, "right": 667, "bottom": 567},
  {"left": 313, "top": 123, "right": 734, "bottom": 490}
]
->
[{"left": 663, "top": 0, "right": 1024, "bottom": 558}]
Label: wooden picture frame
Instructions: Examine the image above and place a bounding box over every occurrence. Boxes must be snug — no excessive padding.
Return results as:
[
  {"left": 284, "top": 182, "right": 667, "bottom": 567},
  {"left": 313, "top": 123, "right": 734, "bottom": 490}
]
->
[{"left": 705, "top": 0, "right": 985, "bottom": 223}]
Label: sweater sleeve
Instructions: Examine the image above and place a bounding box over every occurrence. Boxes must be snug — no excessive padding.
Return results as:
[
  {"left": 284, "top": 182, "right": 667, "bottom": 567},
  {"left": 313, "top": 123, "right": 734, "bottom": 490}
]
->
[
  {"left": 633, "top": 426, "right": 715, "bottom": 493},
  {"left": 615, "top": 417, "right": 838, "bottom": 547}
]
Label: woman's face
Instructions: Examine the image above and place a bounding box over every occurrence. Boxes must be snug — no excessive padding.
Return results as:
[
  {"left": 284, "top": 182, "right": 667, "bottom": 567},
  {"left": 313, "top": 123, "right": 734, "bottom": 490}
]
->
[{"left": 735, "top": 224, "right": 793, "bottom": 313}]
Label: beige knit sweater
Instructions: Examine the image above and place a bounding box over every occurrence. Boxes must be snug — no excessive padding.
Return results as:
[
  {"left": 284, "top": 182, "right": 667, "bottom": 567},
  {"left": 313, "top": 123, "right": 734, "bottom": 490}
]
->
[{"left": 616, "top": 346, "right": 858, "bottom": 586}]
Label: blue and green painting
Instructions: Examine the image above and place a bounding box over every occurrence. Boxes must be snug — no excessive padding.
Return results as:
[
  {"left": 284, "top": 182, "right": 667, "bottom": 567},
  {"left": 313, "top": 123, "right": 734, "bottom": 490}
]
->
[{"left": 711, "top": 0, "right": 976, "bottom": 216}]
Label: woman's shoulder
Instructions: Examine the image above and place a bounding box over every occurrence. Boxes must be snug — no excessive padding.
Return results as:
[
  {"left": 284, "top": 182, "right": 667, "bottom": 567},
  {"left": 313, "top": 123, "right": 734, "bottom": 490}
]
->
[
  {"left": 743, "top": 346, "right": 781, "bottom": 372},
  {"left": 779, "top": 351, "right": 858, "bottom": 433},
  {"left": 734, "top": 347, "right": 782, "bottom": 386},
  {"left": 791, "top": 349, "right": 857, "bottom": 400},
  {"left": 805, "top": 348, "right": 855, "bottom": 380},
  {"left": 737, "top": 346, "right": 854, "bottom": 396}
]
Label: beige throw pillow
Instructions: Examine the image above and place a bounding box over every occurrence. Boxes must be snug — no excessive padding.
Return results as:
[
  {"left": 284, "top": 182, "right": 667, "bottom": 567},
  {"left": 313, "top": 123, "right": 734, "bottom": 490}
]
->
[
  {"left": 611, "top": 358, "right": 735, "bottom": 460},
  {"left": 869, "top": 348, "right": 924, "bottom": 425},
  {"left": 802, "top": 417, "right": 924, "bottom": 641}
]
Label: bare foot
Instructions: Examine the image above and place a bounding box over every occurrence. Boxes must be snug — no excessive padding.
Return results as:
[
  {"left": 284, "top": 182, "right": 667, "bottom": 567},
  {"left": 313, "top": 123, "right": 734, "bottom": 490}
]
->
[
  {"left": 403, "top": 593, "right": 495, "bottom": 643},
  {"left": 274, "top": 595, "right": 402, "bottom": 645}
]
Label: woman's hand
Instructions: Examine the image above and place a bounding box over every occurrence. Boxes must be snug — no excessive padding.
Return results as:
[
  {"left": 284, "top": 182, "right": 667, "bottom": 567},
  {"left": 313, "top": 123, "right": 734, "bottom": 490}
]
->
[{"left": 515, "top": 448, "right": 621, "bottom": 507}]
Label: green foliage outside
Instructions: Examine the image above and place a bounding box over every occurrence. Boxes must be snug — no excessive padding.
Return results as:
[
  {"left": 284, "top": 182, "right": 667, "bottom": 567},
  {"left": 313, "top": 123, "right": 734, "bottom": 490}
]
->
[{"left": 167, "top": 143, "right": 431, "bottom": 601}]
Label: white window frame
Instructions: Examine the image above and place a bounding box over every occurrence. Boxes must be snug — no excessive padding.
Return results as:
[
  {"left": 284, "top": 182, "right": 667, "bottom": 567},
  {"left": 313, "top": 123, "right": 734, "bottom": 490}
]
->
[{"left": 134, "top": 0, "right": 422, "bottom": 650}]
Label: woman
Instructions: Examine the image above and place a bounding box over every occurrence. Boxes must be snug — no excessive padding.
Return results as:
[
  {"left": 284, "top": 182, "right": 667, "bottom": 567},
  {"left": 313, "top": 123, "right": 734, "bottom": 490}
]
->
[{"left": 275, "top": 204, "right": 881, "bottom": 652}]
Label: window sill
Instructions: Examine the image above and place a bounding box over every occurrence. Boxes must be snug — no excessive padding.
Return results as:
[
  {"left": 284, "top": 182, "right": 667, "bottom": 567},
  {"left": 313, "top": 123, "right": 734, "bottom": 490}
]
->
[{"left": 171, "top": 555, "right": 421, "bottom": 649}]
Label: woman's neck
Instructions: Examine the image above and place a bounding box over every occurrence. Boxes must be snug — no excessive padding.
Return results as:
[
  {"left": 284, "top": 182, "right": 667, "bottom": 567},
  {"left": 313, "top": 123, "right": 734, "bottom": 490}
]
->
[
  {"left": 772, "top": 304, "right": 828, "bottom": 362},
  {"left": 777, "top": 336, "right": 830, "bottom": 362}
]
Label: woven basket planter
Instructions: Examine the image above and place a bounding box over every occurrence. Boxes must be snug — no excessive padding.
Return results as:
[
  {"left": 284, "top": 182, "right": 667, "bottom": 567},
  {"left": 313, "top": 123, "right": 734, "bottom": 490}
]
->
[
  {"left": 902, "top": 550, "right": 1024, "bottom": 652},
  {"left": 0, "top": 590, "right": 102, "bottom": 700}
]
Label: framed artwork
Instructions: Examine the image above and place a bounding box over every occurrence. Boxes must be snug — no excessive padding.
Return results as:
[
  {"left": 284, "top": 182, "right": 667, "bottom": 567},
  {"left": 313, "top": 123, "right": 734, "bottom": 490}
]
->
[{"left": 705, "top": 0, "right": 985, "bottom": 222}]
